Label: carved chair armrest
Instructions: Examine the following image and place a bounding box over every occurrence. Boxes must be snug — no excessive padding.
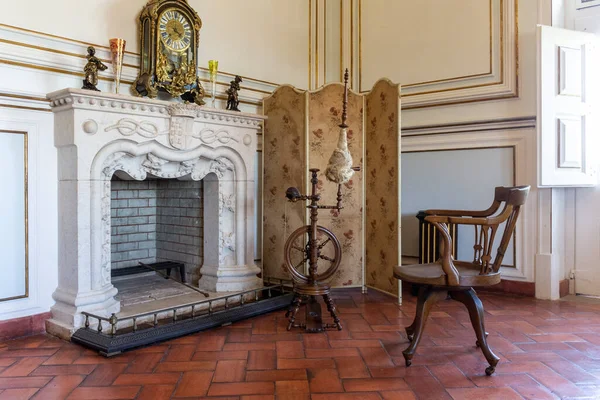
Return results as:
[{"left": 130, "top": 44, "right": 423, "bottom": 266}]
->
[
  {"left": 426, "top": 205, "right": 512, "bottom": 227},
  {"left": 427, "top": 220, "right": 461, "bottom": 286},
  {"left": 425, "top": 203, "right": 500, "bottom": 218}
]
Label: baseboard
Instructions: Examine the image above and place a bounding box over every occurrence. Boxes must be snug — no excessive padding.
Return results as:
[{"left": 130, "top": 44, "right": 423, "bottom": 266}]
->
[
  {"left": 559, "top": 279, "right": 570, "bottom": 298},
  {"left": 477, "top": 279, "right": 536, "bottom": 297},
  {"left": 0, "top": 312, "right": 52, "bottom": 341},
  {"left": 404, "top": 280, "right": 536, "bottom": 297}
]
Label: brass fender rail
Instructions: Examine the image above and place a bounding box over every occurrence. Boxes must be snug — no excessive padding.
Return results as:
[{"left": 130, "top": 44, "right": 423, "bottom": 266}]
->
[{"left": 81, "top": 278, "right": 293, "bottom": 336}]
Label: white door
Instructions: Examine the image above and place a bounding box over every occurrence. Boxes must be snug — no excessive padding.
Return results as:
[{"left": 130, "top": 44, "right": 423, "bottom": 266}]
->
[
  {"left": 537, "top": 25, "right": 599, "bottom": 187},
  {"left": 538, "top": 25, "right": 600, "bottom": 295}
]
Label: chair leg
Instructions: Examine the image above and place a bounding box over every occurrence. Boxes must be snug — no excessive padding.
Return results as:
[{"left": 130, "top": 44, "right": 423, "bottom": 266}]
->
[
  {"left": 450, "top": 288, "right": 500, "bottom": 376},
  {"left": 402, "top": 286, "right": 448, "bottom": 367},
  {"left": 405, "top": 285, "right": 428, "bottom": 341}
]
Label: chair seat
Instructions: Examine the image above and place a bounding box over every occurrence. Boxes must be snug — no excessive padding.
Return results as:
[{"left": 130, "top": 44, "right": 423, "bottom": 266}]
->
[{"left": 394, "top": 262, "right": 501, "bottom": 287}]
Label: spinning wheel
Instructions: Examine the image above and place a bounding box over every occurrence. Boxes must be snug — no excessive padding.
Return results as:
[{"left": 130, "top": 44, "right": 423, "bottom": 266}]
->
[
  {"left": 283, "top": 69, "right": 359, "bottom": 333},
  {"left": 284, "top": 225, "right": 341, "bottom": 284}
]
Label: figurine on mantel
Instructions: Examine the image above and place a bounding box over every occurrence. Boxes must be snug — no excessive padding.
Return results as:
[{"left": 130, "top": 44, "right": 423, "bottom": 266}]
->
[
  {"left": 82, "top": 46, "right": 108, "bottom": 92},
  {"left": 225, "top": 75, "right": 242, "bottom": 111}
]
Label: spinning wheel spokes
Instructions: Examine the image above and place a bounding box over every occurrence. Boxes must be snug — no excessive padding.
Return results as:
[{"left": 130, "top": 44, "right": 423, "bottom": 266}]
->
[{"left": 284, "top": 225, "right": 342, "bottom": 284}]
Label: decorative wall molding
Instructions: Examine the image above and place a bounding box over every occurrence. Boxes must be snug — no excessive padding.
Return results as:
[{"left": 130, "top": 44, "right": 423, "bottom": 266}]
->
[
  {"left": 359, "top": 0, "right": 519, "bottom": 109},
  {"left": 0, "top": 24, "right": 278, "bottom": 109},
  {"left": 402, "top": 116, "right": 536, "bottom": 136}
]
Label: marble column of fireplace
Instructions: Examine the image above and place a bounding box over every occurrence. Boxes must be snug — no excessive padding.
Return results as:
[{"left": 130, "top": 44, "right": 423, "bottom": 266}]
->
[{"left": 45, "top": 88, "right": 265, "bottom": 338}]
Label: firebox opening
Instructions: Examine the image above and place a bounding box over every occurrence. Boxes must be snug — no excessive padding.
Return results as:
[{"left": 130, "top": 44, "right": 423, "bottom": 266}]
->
[{"left": 110, "top": 174, "right": 204, "bottom": 287}]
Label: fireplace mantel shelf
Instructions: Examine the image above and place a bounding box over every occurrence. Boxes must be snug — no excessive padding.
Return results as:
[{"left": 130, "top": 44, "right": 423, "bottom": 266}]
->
[
  {"left": 46, "top": 88, "right": 265, "bottom": 339},
  {"left": 47, "top": 88, "right": 266, "bottom": 127}
]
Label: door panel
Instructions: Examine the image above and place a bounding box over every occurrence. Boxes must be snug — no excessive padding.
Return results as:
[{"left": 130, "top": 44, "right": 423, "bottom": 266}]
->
[{"left": 537, "top": 25, "right": 599, "bottom": 187}]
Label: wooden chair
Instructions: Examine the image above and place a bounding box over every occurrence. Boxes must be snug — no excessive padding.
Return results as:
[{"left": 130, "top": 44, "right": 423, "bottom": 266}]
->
[{"left": 393, "top": 185, "right": 530, "bottom": 375}]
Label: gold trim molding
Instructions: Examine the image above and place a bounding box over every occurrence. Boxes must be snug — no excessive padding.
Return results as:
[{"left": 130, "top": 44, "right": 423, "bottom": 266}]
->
[{"left": 358, "top": 0, "right": 519, "bottom": 108}]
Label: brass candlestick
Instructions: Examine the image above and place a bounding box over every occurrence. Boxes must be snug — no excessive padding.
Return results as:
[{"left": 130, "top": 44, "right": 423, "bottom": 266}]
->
[
  {"left": 208, "top": 60, "right": 218, "bottom": 107},
  {"left": 109, "top": 38, "right": 126, "bottom": 94}
]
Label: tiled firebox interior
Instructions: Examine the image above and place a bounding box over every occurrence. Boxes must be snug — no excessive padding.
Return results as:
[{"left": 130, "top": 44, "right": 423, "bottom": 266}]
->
[
  {"left": 2, "top": 290, "right": 600, "bottom": 399},
  {"left": 110, "top": 176, "right": 204, "bottom": 284}
]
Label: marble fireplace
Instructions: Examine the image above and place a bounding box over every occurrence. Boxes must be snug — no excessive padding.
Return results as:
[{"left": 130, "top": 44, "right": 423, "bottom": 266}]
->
[{"left": 45, "top": 88, "right": 265, "bottom": 338}]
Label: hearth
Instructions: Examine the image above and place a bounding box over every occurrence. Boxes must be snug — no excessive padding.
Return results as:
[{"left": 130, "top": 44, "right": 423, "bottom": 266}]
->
[{"left": 46, "top": 88, "right": 266, "bottom": 338}]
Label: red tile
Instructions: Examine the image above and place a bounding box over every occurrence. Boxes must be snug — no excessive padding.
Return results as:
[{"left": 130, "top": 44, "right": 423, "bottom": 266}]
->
[
  {"left": 276, "top": 341, "right": 304, "bottom": 359},
  {"left": 277, "top": 358, "right": 335, "bottom": 370},
  {"left": 311, "top": 394, "right": 381, "bottom": 400},
  {"left": 124, "top": 353, "right": 163, "bottom": 374},
  {"left": 192, "top": 350, "right": 248, "bottom": 361},
  {"left": 224, "top": 342, "right": 275, "bottom": 352},
  {"left": 380, "top": 391, "right": 417, "bottom": 400},
  {"left": 329, "top": 340, "right": 382, "bottom": 348},
  {"left": 248, "top": 350, "right": 276, "bottom": 370},
  {"left": 80, "top": 363, "right": 127, "bottom": 386},
  {"left": 0, "top": 377, "right": 51, "bottom": 389},
  {"left": 173, "top": 371, "right": 212, "bottom": 397},
  {"left": 305, "top": 348, "right": 359, "bottom": 358},
  {"left": 164, "top": 345, "right": 195, "bottom": 362},
  {"left": 135, "top": 384, "right": 175, "bottom": 400},
  {"left": 42, "top": 349, "right": 82, "bottom": 365},
  {"left": 112, "top": 373, "right": 180, "bottom": 386},
  {"left": 275, "top": 380, "right": 310, "bottom": 393},
  {"left": 446, "top": 387, "right": 522, "bottom": 400},
  {"left": 208, "top": 382, "right": 274, "bottom": 396},
  {"left": 213, "top": 360, "right": 247, "bottom": 382},
  {"left": 533, "top": 333, "right": 586, "bottom": 342},
  {"left": 245, "top": 369, "right": 307, "bottom": 382},
  {"left": 30, "top": 364, "right": 96, "bottom": 376},
  {"left": 1, "top": 357, "right": 47, "bottom": 377},
  {"left": 335, "top": 356, "right": 370, "bottom": 379},
  {"left": 67, "top": 386, "right": 140, "bottom": 399},
  {"left": 31, "top": 375, "right": 84, "bottom": 400},
  {"left": 155, "top": 361, "right": 216, "bottom": 372},
  {"left": 0, "top": 388, "right": 39, "bottom": 400},
  {"left": 358, "top": 347, "right": 394, "bottom": 367},
  {"left": 428, "top": 364, "right": 474, "bottom": 388},
  {"left": 308, "top": 369, "right": 343, "bottom": 393},
  {"left": 195, "top": 335, "right": 226, "bottom": 351},
  {"left": 303, "top": 334, "right": 330, "bottom": 349},
  {"left": 343, "top": 378, "right": 409, "bottom": 392},
  {"left": 513, "top": 385, "right": 560, "bottom": 400}
]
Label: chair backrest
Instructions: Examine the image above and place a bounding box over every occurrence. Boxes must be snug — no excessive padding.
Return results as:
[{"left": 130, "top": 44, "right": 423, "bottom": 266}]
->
[{"left": 478, "top": 186, "right": 530, "bottom": 273}]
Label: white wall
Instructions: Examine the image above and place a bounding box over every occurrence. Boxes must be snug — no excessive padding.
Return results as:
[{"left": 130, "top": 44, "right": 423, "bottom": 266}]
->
[
  {"left": 561, "top": 0, "right": 600, "bottom": 295},
  {"left": 402, "top": 148, "right": 515, "bottom": 265},
  {"left": 0, "top": 0, "right": 309, "bottom": 88},
  {"left": 0, "top": 109, "right": 57, "bottom": 320}
]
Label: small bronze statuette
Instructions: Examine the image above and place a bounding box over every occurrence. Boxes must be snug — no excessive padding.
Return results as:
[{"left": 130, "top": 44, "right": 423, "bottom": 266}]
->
[
  {"left": 225, "top": 75, "right": 242, "bottom": 112},
  {"left": 82, "top": 46, "right": 108, "bottom": 92}
]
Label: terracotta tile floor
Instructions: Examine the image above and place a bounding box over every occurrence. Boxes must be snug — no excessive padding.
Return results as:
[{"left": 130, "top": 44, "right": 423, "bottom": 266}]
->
[{"left": 1, "top": 289, "right": 600, "bottom": 399}]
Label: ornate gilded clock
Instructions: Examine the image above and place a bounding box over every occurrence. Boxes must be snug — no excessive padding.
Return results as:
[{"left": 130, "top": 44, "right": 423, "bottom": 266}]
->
[{"left": 133, "top": 0, "right": 205, "bottom": 105}]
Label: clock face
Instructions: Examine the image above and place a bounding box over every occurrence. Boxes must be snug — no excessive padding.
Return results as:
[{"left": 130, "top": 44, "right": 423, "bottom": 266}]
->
[{"left": 159, "top": 9, "right": 193, "bottom": 52}]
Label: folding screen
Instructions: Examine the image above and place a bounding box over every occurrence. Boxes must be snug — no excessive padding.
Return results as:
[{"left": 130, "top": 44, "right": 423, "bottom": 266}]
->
[
  {"left": 263, "top": 80, "right": 401, "bottom": 296},
  {"left": 365, "top": 80, "right": 402, "bottom": 296}
]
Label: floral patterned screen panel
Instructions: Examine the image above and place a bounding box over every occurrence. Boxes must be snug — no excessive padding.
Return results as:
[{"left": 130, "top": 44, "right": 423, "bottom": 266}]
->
[
  {"left": 263, "top": 86, "right": 307, "bottom": 281},
  {"left": 263, "top": 80, "right": 400, "bottom": 295},
  {"left": 308, "top": 85, "right": 364, "bottom": 288},
  {"left": 365, "top": 80, "right": 402, "bottom": 296}
]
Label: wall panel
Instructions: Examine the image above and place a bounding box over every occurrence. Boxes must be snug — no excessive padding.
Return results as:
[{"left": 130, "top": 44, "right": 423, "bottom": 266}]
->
[
  {"left": 0, "top": 131, "right": 27, "bottom": 301},
  {"left": 0, "top": 0, "right": 309, "bottom": 89}
]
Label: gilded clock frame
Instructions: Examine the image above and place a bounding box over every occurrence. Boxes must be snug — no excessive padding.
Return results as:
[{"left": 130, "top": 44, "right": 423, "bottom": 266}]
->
[{"left": 134, "top": 0, "right": 204, "bottom": 102}]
